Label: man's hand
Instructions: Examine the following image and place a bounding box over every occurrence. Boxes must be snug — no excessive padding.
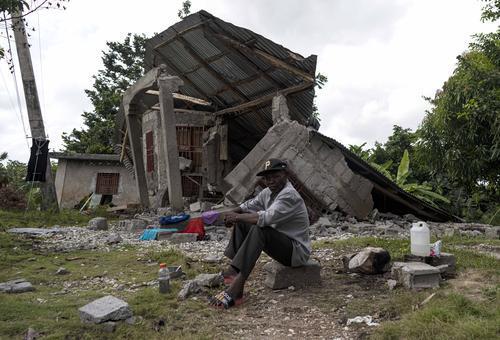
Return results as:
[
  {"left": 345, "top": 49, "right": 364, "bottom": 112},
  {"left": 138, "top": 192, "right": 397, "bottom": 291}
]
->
[{"left": 224, "top": 212, "right": 239, "bottom": 228}]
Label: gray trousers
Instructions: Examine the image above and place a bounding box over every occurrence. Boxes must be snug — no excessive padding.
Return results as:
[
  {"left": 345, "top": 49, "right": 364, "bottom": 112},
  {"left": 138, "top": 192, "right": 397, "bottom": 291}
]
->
[{"left": 224, "top": 223, "right": 293, "bottom": 279}]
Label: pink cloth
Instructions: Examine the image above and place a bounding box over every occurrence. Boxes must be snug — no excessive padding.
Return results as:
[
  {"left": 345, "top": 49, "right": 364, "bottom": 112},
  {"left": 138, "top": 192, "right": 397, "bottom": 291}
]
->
[{"left": 202, "top": 210, "right": 219, "bottom": 225}]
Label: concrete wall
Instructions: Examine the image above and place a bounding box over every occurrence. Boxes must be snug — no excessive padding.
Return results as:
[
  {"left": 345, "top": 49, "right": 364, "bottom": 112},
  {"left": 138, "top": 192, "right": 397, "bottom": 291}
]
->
[
  {"left": 141, "top": 109, "right": 210, "bottom": 208},
  {"left": 223, "top": 120, "right": 374, "bottom": 219},
  {"left": 55, "top": 159, "right": 139, "bottom": 209}
]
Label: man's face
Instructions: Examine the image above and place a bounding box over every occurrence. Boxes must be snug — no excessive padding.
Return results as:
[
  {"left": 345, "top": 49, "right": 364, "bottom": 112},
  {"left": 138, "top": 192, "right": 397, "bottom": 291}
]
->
[{"left": 263, "top": 170, "right": 287, "bottom": 193}]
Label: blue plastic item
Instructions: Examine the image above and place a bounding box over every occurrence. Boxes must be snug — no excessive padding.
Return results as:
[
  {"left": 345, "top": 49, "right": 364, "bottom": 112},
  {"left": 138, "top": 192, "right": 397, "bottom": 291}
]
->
[
  {"left": 139, "top": 228, "right": 177, "bottom": 241},
  {"left": 159, "top": 213, "right": 190, "bottom": 226}
]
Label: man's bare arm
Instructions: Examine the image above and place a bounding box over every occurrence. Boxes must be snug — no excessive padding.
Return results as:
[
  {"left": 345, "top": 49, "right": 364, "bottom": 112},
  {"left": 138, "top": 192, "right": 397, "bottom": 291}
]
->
[{"left": 224, "top": 211, "right": 259, "bottom": 225}]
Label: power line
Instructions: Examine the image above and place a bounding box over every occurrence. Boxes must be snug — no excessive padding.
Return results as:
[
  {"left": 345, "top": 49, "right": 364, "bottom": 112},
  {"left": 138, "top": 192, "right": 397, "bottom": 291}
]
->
[{"left": 3, "top": 12, "right": 30, "bottom": 148}]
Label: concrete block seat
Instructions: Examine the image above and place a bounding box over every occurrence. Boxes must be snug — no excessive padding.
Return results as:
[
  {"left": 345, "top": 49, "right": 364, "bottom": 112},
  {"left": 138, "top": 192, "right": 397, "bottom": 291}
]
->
[{"left": 263, "top": 259, "right": 321, "bottom": 289}]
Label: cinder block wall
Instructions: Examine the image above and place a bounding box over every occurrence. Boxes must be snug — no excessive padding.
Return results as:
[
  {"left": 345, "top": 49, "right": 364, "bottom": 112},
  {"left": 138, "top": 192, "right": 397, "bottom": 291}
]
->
[{"left": 224, "top": 120, "right": 374, "bottom": 219}]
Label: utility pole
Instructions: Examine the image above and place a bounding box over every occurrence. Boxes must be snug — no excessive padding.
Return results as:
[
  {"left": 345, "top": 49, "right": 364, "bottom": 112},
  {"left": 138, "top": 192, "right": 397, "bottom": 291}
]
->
[{"left": 11, "top": 11, "right": 58, "bottom": 210}]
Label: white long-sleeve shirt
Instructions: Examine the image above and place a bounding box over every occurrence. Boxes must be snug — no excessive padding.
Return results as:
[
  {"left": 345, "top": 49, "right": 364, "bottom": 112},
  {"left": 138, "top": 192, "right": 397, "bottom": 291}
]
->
[{"left": 239, "top": 180, "right": 311, "bottom": 266}]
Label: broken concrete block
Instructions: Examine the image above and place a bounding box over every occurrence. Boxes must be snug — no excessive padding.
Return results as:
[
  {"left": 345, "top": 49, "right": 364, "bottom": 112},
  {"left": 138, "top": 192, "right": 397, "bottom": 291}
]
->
[
  {"left": 485, "top": 226, "right": 500, "bottom": 239},
  {"left": 316, "top": 216, "right": 333, "bottom": 228},
  {"left": 392, "top": 262, "right": 440, "bottom": 289},
  {"left": 193, "top": 273, "right": 223, "bottom": 287},
  {"left": 347, "top": 247, "right": 391, "bottom": 274},
  {"left": 263, "top": 260, "right": 321, "bottom": 290},
  {"left": 178, "top": 280, "right": 201, "bottom": 300},
  {"left": 55, "top": 267, "right": 70, "bottom": 275},
  {"left": 88, "top": 217, "right": 108, "bottom": 231},
  {"left": 168, "top": 233, "right": 198, "bottom": 244},
  {"left": 429, "top": 253, "right": 456, "bottom": 277},
  {"left": 0, "top": 279, "right": 35, "bottom": 293},
  {"left": 189, "top": 201, "right": 201, "bottom": 212},
  {"left": 7, "top": 227, "right": 64, "bottom": 236},
  {"left": 105, "top": 234, "right": 123, "bottom": 245},
  {"left": 127, "top": 219, "right": 147, "bottom": 232},
  {"left": 79, "top": 295, "right": 132, "bottom": 324}
]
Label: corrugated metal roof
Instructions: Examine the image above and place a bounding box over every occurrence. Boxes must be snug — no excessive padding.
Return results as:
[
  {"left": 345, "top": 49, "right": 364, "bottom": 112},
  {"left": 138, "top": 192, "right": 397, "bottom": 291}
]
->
[{"left": 144, "top": 10, "right": 318, "bottom": 147}]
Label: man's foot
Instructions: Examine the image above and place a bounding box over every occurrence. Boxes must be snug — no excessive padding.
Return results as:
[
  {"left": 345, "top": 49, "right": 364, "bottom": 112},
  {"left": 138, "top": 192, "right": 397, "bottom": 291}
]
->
[
  {"left": 222, "top": 266, "right": 238, "bottom": 285},
  {"left": 209, "top": 291, "right": 246, "bottom": 309}
]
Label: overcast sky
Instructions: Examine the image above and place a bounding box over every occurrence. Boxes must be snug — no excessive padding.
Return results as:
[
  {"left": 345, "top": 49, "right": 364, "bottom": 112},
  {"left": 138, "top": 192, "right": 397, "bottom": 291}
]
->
[{"left": 0, "top": 0, "right": 496, "bottom": 162}]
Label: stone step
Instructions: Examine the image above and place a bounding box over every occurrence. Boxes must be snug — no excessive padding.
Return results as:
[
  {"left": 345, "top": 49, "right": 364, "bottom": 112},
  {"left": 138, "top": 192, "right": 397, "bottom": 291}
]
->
[
  {"left": 263, "top": 260, "right": 321, "bottom": 290},
  {"left": 392, "top": 262, "right": 441, "bottom": 289}
]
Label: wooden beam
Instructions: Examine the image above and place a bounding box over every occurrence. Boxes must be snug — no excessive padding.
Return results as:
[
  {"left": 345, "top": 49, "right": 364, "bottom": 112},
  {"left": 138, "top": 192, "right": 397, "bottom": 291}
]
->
[
  {"left": 212, "top": 33, "right": 315, "bottom": 83},
  {"left": 176, "top": 35, "right": 249, "bottom": 103},
  {"left": 215, "top": 82, "right": 313, "bottom": 116},
  {"left": 119, "top": 125, "right": 128, "bottom": 163},
  {"left": 183, "top": 51, "right": 229, "bottom": 75},
  {"left": 146, "top": 90, "right": 212, "bottom": 107},
  {"left": 214, "top": 73, "right": 261, "bottom": 96}
]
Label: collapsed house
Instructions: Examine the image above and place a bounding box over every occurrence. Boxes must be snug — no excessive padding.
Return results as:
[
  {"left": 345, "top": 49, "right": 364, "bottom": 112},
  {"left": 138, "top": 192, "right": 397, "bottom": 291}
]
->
[{"left": 111, "top": 10, "right": 454, "bottom": 222}]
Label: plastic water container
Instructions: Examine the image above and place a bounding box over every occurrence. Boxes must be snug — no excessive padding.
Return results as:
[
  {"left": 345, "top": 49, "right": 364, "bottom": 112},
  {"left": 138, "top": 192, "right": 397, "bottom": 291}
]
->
[
  {"left": 410, "top": 221, "right": 430, "bottom": 256},
  {"left": 158, "top": 263, "right": 170, "bottom": 294}
]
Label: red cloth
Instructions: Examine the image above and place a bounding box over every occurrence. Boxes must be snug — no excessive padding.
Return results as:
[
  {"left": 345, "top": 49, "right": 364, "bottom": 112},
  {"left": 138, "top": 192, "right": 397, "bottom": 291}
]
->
[{"left": 181, "top": 217, "right": 205, "bottom": 240}]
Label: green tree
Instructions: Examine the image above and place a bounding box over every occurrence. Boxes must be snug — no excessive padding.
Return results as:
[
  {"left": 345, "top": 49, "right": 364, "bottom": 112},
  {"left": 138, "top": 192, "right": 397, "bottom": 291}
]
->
[
  {"left": 62, "top": 33, "right": 147, "bottom": 153},
  {"left": 177, "top": 0, "right": 192, "bottom": 19},
  {"left": 418, "top": 31, "right": 500, "bottom": 194}
]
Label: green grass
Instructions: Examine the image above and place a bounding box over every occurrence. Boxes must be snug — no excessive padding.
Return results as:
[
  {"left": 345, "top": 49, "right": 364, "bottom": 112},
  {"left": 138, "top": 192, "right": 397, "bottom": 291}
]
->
[
  {"left": 372, "top": 291, "right": 500, "bottom": 340},
  {"left": 0, "top": 208, "right": 112, "bottom": 231},
  {"left": 0, "top": 233, "right": 219, "bottom": 339}
]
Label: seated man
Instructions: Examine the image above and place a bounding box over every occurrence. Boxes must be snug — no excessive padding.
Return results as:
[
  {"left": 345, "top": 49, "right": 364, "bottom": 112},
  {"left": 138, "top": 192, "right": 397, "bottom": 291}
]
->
[{"left": 210, "top": 159, "right": 311, "bottom": 309}]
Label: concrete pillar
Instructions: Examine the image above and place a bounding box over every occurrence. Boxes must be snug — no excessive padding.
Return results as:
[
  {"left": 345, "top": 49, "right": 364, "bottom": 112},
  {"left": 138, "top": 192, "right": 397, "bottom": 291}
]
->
[
  {"left": 157, "top": 72, "right": 184, "bottom": 211},
  {"left": 272, "top": 94, "right": 291, "bottom": 124},
  {"left": 126, "top": 111, "right": 150, "bottom": 208}
]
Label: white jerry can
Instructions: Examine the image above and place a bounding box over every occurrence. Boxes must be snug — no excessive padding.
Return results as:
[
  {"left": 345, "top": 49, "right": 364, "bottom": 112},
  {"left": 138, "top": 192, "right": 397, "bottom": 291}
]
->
[{"left": 410, "top": 221, "right": 431, "bottom": 256}]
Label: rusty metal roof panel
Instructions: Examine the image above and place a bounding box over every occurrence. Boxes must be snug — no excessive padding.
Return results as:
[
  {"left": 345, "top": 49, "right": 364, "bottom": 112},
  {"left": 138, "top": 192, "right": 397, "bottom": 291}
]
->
[
  {"left": 182, "top": 29, "right": 221, "bottom": 59},
  {"left": 144, "top": 10, "right": 317, "bottom": 111},
  {"left": 209, "top": 56, "right": 249, "bottom": 83}
]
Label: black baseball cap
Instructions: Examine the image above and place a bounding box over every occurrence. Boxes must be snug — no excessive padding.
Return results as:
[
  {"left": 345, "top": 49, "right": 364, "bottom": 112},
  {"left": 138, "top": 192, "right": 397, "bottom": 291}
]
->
[{"left": 256, "top": 158, "right": 288, "bottom": 176}]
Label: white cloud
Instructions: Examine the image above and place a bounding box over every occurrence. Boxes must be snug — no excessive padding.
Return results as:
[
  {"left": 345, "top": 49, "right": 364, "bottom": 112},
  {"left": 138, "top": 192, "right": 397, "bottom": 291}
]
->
[{"left": 0, "top": 0, "right": 496, "bottom": 162}]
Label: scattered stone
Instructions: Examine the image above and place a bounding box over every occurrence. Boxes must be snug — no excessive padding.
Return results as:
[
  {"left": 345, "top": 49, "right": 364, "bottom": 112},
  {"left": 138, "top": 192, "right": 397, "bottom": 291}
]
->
[
  {"left": 102, "top": 321, "right": 116, "bottom": 333},
  {"left": 55, "top": 267, "right": 70, "bottom": 275},
  {"left": 193, "top": 273, "right": 224, "bottom": 287},
  {"left": 157, "top": 207, "right": 171, "bottom": 216},
  {"left": 0, "top": 279, "right": 35, "bottom": 293},
  {"left": 263, "top": 260, "right": 321, "bottom": 290},
  {"left": 24, "top": 327, "right": 39, "bottom": 340},
  {"left": 79, "top": 295, "right": 132, "bottom": 324},
  {"left": 403, "top": 214, "right": 419, "bottom": 222},
  {"left": 7, "top": 227, "right": 63, "bottom": 236},
  {"left": 105, "top": 234, "right": 123, "bottom": 245},
  {"left": 203, "top": 254, "right": 223, "bottom": 263},
  {"left": 201, "top": 201, "right": 215, "bottom": 212},
  {"left": 316, "top": 216, "right": 333, "bottom": 228},
  {"left": 345, "top": 247, "right": 391, "bottom": 274},
  {"left": 392, "top": 262, "right": 441, "bottom": 289},
  {"left": 485, "top": 226, "right": 500, "bottom": 239},
  {"left": 88, "top": 217, "right": 108, "bottom": 231},
  {"left": 387, "top": 279, "right": 397, "bottom": 290},
  {"left": 178, "top": 280, "right": 201, "bottom": 300},
  {"left": 168, "top": 233, "right": 198, "bottom": 244}
]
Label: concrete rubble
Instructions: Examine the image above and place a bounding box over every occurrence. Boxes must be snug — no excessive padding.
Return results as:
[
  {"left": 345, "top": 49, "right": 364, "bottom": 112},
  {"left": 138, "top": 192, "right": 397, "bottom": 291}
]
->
[
  {"left": 88, "top": 217, "right": 108, "bottom": 231},
  {"left": 79, "top": 295, "right": 133, "bottom": 324},
  {"left": 193, "top": 273, "right": 224, "bottom": 287},
  {"left": 263, "top": 260, "right": 321, "bottom": 290},
  {"left": 343, "top": 247, "right": 391, "bottom": 274},
  {"left": 391, "top": 262, "right": 441, "bottom": 289},
  {"left": 177, "top": 280, "right": 201, "bottom": 300},
  {"left": 0, "top": 279, "right": 35, "bottom": 293}
]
